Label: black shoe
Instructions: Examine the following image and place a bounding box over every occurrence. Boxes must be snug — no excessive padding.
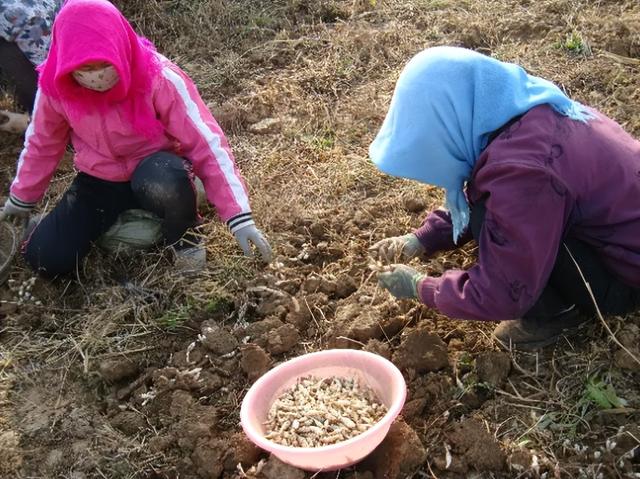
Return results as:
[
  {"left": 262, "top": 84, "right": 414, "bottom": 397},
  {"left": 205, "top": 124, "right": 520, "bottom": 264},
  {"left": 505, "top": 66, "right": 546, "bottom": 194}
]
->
[{"left": 492, "top": 306, "right": 590, "bottom": 351}]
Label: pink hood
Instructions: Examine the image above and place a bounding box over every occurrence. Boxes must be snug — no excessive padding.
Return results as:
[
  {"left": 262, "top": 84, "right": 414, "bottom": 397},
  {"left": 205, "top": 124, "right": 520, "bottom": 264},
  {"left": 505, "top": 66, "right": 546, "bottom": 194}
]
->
[{"left": 37, "top": 0, "right": 163, "bottom": 138}]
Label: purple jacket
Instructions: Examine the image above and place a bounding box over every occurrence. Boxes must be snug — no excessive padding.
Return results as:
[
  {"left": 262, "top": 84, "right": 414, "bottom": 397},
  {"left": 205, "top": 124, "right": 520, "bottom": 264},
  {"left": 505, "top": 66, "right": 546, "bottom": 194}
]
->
[{"left": 415, "top": 105, "right": 640, "bottom": 321}]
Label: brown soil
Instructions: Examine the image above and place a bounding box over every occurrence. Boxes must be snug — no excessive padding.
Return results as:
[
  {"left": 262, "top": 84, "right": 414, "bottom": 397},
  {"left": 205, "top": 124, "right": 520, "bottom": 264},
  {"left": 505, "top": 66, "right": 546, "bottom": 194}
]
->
[
  {"left": 475, "top": 351, "right": 512, "bottom": 387},
  {"left": 392, "top": 324, "right": 450, "bottom": 373},
  {"left": 361, "top": 418, "right": 427, "bottom": 478},
  {"left": 99, "top": 357, "right": 140, "bottom": 383},
  {"left": 434, "top": 418, "right": 507, "bottom": 473},
  {"left": 0, "top": 0, "right": 639, "bottom": 478},
  {"left": 260, "top": 456, "right": 306, "bottom": 479},
  {"left": 240, "top": 344, "right": 273, "bottom": 381}
]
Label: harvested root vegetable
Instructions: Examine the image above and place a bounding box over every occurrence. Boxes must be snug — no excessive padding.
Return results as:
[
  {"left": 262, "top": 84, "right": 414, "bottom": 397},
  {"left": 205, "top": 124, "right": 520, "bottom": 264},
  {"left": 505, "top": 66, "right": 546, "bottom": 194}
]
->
[{"left": 264, "top": 375, "right": 387, "bottom": 447}]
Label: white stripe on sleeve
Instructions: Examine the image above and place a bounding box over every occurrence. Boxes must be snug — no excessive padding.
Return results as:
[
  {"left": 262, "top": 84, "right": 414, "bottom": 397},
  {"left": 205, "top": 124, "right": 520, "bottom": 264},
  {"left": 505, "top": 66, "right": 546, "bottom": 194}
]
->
[
  {"left": 161, "top": 67, "right": 250, "bottom": 212},
  {"left": 12, "top": 89, "right": 41, "bottom": 189}
]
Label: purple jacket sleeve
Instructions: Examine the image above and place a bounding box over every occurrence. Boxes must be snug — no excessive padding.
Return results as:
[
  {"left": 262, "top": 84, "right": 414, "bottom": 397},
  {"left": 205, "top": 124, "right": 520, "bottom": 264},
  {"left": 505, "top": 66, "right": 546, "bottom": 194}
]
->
[
  {"left": 413, "top": 209, "right": 473, "bottom": 257},
  {"left": 417, "top": 161, "right": 572, "bottom": 321}
]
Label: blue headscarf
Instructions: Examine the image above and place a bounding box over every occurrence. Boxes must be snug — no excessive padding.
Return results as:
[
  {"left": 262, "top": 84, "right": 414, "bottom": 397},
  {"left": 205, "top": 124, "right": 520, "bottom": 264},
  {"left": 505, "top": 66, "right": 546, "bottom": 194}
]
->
[{"left": 369, "top": 46, "right": 593, "bottom": 242}]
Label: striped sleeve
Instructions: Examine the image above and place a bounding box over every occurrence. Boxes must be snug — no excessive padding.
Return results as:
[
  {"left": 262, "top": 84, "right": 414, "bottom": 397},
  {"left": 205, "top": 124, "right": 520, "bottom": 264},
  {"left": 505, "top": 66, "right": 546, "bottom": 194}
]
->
[
  {"left": 154, "top": 64, "right": 252, "bottom": 226},
  {"left": 227, "top": 212, "right": 255, "bottom": 234},
  {"left": 7, "top": 194, "right": 36, "bottom": 211}
]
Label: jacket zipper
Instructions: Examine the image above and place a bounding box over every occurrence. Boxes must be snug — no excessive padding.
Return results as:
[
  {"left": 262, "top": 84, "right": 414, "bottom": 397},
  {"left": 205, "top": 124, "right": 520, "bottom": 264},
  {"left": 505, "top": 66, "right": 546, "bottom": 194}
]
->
[{"left": 99, "top": 113, "right": 128, "bottom": 178}]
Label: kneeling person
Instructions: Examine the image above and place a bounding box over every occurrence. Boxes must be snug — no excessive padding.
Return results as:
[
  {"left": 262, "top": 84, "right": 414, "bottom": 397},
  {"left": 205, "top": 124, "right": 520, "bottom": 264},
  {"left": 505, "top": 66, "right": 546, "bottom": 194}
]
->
[{"left": 0, "top": 0, "right": 272, "bottom": 276}]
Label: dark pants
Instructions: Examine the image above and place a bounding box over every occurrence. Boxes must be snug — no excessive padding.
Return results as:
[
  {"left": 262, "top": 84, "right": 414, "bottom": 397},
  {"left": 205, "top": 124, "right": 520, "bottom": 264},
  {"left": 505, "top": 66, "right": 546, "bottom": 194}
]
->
[
  {"left": 0, "top": 39, "right": 38, "bottom": 113},
  {"left": 24, "top": 152, "right": 199, "bottom": 277},
  {"left": 469, "top": 199, "right": 639, "bottom": 318}
]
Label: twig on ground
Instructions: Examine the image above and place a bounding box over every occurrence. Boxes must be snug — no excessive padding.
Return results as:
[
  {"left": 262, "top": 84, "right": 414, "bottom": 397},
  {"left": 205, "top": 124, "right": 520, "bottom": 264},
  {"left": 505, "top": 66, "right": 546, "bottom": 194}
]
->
[{"left": 564, "top": 244, "right": 640, "bottom": 367}]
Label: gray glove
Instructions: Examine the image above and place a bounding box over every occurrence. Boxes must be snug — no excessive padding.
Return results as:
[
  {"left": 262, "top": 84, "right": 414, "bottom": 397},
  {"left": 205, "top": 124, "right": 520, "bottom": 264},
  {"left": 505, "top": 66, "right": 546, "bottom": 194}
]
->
[
  {"left": 0, "top": 196, "right": 34, "bottom": 223},
  {"left": 369, "top": 233, "right": 425, "bottom": 263},
  {"left": 378, "top": 264, "right": 425, "bottom": 299},
  {"left": 233, "top": 224, "right": 273, "bottom": 263},
  {"left": 0, "top": 111, "right": 29, "bottom": 134}
]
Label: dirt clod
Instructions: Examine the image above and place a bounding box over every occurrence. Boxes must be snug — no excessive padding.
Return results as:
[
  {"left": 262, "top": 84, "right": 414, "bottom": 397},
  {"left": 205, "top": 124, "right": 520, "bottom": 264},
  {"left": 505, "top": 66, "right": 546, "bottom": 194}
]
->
[
  {"left": 402, "top": 397, "right": 427, "bottom": 420},
  {"left": 459, "top": 387, "right": 490, "bottom": 410},
  {"left": 508, "top": 449, "right": 532, "bottom": 472},
  {"left": 223, "top": 433, "right": 262, "bottom": 471},
  {"left": 174, "top": 410, "right": 218, "bottom": 452},
  {"left": 240, "top": 344, "right": 272, "bottom": 381},
  {"left": 615, "top": 348, "right": 640, "bottom": 371},
  {"left": 442, "top": 419, "right": 506, "bottom": 472},
  {"left": 245, "top": 317, "right": 285, "bottom": 344},
  {"left": 393, "top": 326, "right": 449, "bottom": 372},
  {"left": 364, "top": 339, "right": 392, "bottom": 360},
  {"left": 476, "top": 351, "right": 511, "bottom": 386},
  {"left": 192, "top": 437, "right": 225, "bottom": 479},
  {"left": 613, "top": 325, "right": 640, "bottom": 371},
  {"left": 201, "top": 321, "right": 238, "bottom": 355},
  {"left": 335, "top": 276, "right": 358, "bottom": 298},
  {"left": 98, "top": 358, "right": 139, "bottom": 383},
  {"left": 302, "top": 275, "right": 322, "bottom": 293},
  {"left": 170, "top": 389, "right": 194, "bottom": 416},
  {"left": 285, "top": 305, "right": 311, "bottom": 329},
  {"left": 148, "top": 435, "right": 173, "bottom": 453},
  {"left": 260, "top": 455, "right": 305, "bottom": 479},
  {"left": 363, "top": 418, "right": 426, "bottom": 478},
  {"left": 198, "top": 370, "right": 223, "bottom": 394},
  {"left": 110, "top": 410, "right": 147, "bottom": 435},
  {"left": 266, "top": 324, "right": 300, "bottom": 355},
  {"left": 328, "top": 303, "right": 384, "bottom": 346}
]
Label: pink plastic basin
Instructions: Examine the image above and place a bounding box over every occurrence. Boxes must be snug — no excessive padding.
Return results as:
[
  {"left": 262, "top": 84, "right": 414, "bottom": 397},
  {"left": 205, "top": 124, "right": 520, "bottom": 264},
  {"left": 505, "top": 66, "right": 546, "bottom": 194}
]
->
[{"left": 240, "top": 349, "right": 407, "bottom": 471}]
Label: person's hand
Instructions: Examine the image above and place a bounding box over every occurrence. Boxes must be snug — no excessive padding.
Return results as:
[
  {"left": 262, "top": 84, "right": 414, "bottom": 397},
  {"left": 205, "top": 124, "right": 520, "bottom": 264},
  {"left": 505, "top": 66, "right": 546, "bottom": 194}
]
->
[
  {"left": 369, "top": 233, "right": 425, "bottom": 263},
  {"left": 378, "top": 264, "right": 425, "bottom": 299},
  {"left": 233, "top": 224, "right": 273, "bottom": 263},
  {"left": 0, "top": 196, "right": 33, "bottom": 224},
  {"left": 0, "top": 111, "right": 29, "bottom": 134}
]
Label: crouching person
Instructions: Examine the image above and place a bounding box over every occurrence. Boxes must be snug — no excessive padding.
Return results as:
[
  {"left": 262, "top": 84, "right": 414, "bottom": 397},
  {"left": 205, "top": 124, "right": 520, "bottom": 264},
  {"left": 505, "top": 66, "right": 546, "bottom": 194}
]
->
[
  {"left": 0, "top": 0, "right": 271, "bottom": 277},
  {"left": 370, "top": 46, "right": 640, "bottom": 350}
]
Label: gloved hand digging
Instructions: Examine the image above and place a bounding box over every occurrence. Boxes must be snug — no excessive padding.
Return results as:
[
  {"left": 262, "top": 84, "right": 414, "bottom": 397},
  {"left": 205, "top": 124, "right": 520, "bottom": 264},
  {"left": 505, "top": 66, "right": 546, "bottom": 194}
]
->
[
  {"left": 233, "top": 224, "right": 273, "bottom": 263},
  {"left": 378, "top": 264, "right": 425, "bottom": 300},
  {"left": 369, "top": 233, "right": 425, "bottom": 263}
]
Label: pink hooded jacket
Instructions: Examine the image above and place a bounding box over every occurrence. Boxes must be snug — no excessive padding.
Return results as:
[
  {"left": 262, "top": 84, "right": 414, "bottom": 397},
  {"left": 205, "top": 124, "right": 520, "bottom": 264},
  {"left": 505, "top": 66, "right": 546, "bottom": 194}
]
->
[{"left": 10, "top": 0, "right": 252, "bottom": 231}]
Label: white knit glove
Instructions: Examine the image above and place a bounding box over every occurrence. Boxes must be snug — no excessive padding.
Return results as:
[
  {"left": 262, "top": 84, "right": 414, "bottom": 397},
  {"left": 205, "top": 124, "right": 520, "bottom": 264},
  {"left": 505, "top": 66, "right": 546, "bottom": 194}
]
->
[
  {"left": 0, "top": 111, "right": 29, "bottom": 134},
  {"left": 369, "top": 233, "right": 425, "bottom": 263},
  {"left": 0, "top": 196, "right": 34, "bottom": 223},
  {"left": 233, "top": 223, "right": 272, "bottom": 263}
]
